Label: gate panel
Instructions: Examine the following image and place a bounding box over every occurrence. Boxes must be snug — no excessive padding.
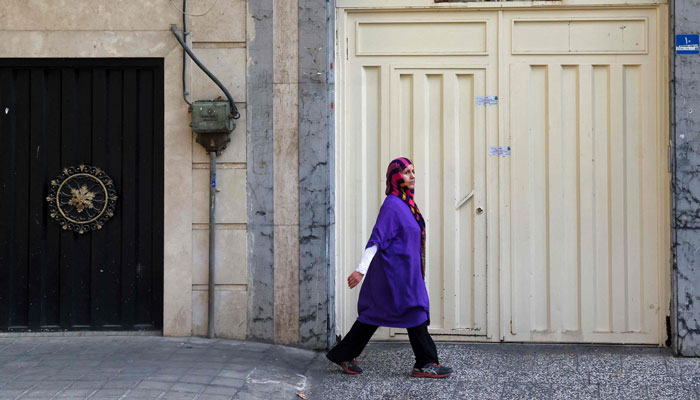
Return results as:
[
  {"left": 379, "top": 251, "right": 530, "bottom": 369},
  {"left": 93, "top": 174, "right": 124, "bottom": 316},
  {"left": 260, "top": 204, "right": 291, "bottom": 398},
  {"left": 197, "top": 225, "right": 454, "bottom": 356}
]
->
[
  {"left": 339, "top": 10, "right": 498, "bottom": 340},
  {"left": 501, "top": 9, "right": 664, "bottom": 343},
  {"left": 0, "top": 59, "right": 164, "bottom": 332},
  {"left": 387, "top": 68, "right": 488, "bottom": 337}
]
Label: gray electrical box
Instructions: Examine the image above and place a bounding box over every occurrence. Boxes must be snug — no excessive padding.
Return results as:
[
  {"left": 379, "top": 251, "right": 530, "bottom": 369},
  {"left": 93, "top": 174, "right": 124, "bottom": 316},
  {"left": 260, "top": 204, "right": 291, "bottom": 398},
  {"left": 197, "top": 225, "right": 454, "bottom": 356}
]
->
[
  {"left": 190, "top": 100, "right": 235, "bottom": 153},
  {"left": 191, "top": 100, "right": 235, "bottom": 133}
]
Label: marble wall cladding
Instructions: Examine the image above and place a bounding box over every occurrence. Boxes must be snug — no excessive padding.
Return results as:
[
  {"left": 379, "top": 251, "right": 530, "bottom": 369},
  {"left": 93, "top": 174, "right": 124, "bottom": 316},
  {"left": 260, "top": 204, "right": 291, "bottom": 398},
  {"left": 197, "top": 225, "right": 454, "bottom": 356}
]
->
[
  {"left": 192, "top": 228, "right": 248, "bottom": 285},
  {"left": 674, "top": 0, "right": 700, "bottom": 355},
  {"left": 298, "top": 0, "right": 332, "bottom": 349},
  {"left": 192, "top": 289, "right": 247, "bottom": 339},
  {"left": 189, "top": 0, "right": 247, "bottom": 43},
  {"left": 272, "top": 0, "right": 300, "bottom": 345},
  {"left": 190, "top": 47, "right": 247, "bottom": 102},
  {"left": 0, "top": 31, "right": 176, "bottom": 58},
  {"left": 246, "top": 0, "right": 276, "bottom": 342},
  {"left": 187, "top": 0, "right": 249, "bottom": 340},
  {"left": 192, "top": 168, "right": 247, "bottom": 224},
  {"left": 0, "top": 0, "right": 179, "bottom": 30},
  {"left": 326, "top": 0, "right": 337, "bottom": 350},
  {"left": 162, "top": 49, "right": 196, "bottom": 337},
  {"left": 274, "top": 224, "right": 300, "bottom": 344}
]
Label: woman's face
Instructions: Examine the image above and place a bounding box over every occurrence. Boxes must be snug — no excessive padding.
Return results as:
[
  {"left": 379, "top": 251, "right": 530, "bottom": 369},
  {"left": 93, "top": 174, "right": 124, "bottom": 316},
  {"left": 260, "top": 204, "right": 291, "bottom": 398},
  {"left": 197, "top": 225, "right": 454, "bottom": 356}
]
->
[{"left": 400, "top": 164, "right": 415, "bottom": 190}]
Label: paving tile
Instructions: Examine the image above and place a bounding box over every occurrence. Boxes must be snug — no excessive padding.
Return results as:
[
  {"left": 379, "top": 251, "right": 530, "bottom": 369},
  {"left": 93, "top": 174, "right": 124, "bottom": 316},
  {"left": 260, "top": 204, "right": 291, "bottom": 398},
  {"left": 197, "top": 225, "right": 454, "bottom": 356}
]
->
[
  {"left": 188, "top": 368, "right": 222, "bottom": 376},
  {"left": 0, "top": 390, "right": 26, "bottom": 398},
  {"left": 123, "top": 388, "right": 166, "bottom": 398},
  {"left": 1, "top": 381, "right": 36, "bottom": 390},
  {"left": 159, "top": 367, "right": 190, "bottom": 375},
  {"left": 91, "top": 388, "right": 128, "bottom": 396},
  {"left": 210, "top": 378, "right": 245, "bottom": 388},
  {"left": 135, "top": 380, "right": 174, "bottom": 390},
  {"left": 238, "top": 342, "right": 271, "bottom": 353},
  {"left": 57, "top": 388, "right": 95, "bottom": 396},
  {"left": 170, "top": 382, "right": 205, "bottom": 393},
  {"left": 18, "top": 388, "right": 63, "bottom": 397},
  {"left": 67, "top": 380, "right": 105, "bottom": 389},
  {"left": 143, "top": 374, "right": 180, "bottom": 382},
  {"left": 197, "top": 394, "right": 232, "bottom": 400},
  {"left": 101, "top": 379, "right": 140, "bottom": 389},
  {"left": 217, "top": 370, "right": 251, "bottom": 379},
  {"left": 159, "top": 392, "right": 196, "bottom": 399},
  {"left": 203, "top": 385, "right": 238, "bottom": 396},
  {"left": 178, "top": 374, "right": 214, "bottom": 384}
]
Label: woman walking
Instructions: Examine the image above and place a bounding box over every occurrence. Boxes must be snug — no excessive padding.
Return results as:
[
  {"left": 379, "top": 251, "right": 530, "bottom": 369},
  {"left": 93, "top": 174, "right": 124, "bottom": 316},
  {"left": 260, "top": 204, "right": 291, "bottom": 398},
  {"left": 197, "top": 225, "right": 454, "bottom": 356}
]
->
[{"left": 326, "top": 157, "right": 453, "bottom": 379}]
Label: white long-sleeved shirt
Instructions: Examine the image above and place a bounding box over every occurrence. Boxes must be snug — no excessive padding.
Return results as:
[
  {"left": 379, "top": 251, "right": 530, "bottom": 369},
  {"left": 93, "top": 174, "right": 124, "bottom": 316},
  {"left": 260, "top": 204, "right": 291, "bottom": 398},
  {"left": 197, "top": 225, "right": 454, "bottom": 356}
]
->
[{"left": 355, "top": 245, "right": 377, "bottom": 275}]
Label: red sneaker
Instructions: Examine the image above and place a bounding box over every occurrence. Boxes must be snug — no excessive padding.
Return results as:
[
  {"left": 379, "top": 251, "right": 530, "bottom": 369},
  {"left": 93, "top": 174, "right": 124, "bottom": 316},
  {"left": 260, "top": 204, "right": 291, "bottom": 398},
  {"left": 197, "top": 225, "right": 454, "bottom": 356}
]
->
[
  {"left": 411, "top": 362, "right": 452, "bottom": 378},
  {"left": 335, "top": 358, "right": 362, "bottom": 375}
]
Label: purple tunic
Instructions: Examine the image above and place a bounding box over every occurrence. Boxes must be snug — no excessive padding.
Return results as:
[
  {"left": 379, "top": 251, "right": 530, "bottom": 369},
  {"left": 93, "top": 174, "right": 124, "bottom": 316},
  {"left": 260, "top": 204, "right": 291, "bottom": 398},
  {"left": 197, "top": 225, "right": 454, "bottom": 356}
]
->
[{"left": 357, "top": 195, "right": 430, "bottom": 328}]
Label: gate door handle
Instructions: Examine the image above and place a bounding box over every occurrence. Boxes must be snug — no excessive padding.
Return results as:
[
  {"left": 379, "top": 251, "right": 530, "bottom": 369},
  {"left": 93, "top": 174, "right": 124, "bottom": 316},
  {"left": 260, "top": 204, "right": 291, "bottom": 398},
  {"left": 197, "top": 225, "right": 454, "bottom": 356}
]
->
[{"left": 455, "top": 190, "right": 474, "bottom": 210}]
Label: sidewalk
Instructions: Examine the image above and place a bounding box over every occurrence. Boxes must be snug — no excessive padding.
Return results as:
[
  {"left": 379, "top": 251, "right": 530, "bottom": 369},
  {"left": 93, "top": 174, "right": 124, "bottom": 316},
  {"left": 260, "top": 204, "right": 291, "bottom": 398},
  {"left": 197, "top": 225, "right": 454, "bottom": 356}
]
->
[
  {"left": 0, "top": 336, "right": 320, "bottom": 400},
  {"left": 1, "top": 336, "right": 700, "bottom": 399}
]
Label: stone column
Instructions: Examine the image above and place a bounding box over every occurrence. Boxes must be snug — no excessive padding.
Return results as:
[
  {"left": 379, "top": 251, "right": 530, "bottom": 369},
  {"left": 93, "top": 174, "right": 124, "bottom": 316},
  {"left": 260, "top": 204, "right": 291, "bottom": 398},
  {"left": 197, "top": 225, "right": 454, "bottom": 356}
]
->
[
  {"left": 673, "top": 0, "right": 700, "bottom": 356},
  {"left": 273, "top": 0, "right": 300, "bottom": 344},
  {"left": 247, "top": 0, "right": 276, "bottom": 341},
  {"left": 298, "top": 0, "right": 333, "bottom": 349}
]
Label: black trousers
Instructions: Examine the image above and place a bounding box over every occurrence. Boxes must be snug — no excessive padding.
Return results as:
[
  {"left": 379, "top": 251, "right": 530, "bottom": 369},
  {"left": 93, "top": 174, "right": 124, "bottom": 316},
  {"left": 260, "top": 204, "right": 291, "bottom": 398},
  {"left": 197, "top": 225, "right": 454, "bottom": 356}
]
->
[{"left": 326, "top": 320, "right": 439, "bottom": 368}]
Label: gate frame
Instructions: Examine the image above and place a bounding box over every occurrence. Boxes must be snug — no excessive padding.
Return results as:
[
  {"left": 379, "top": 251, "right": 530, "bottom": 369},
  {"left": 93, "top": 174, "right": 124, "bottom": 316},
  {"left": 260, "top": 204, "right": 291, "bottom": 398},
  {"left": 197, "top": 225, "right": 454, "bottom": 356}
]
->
[{"left": 334, "top": 0, "right": 671, "bottom": 345}]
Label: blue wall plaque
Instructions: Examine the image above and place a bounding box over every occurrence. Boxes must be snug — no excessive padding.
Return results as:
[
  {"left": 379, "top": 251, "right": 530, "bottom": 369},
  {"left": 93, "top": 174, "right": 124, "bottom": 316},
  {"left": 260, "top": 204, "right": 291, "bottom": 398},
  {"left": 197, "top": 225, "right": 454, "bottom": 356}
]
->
[{"left": 676, "top": 34, "right": 700, "bottom": 54}]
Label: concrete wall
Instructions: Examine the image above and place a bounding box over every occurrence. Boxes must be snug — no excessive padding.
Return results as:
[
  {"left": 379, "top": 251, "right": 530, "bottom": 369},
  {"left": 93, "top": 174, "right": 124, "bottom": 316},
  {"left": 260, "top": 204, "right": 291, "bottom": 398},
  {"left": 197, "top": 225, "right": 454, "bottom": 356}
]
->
[
  {"left": 0, "top": 0, "right": 249, "bottom": 339},
  {"left": 673, "top": 0, "right": 700, "bottom": 356}
]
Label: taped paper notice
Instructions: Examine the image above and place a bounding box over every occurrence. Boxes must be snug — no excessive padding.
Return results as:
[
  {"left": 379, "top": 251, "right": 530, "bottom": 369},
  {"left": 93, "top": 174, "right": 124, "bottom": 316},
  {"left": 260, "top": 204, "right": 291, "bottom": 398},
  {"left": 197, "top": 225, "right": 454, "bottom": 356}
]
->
[
  {"left": 489, "top": 146, "right": 511, "bottom": 156},
  {"left": 475, "top": 96, "right": 498, "bottom": 106}
]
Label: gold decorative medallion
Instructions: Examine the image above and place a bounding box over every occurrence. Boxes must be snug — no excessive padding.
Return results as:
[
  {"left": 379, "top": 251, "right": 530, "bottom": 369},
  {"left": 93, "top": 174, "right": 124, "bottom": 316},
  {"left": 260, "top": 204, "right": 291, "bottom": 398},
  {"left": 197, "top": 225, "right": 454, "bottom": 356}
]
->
[{"left": 46, "top": 165, "right": 118, "bottom": 234}]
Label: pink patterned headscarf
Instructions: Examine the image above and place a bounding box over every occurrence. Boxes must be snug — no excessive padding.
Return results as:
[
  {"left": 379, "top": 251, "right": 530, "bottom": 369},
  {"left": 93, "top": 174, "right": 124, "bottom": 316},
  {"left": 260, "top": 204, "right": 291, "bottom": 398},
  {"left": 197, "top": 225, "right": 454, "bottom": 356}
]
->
[{"left": 385, "top": 157, "right": 426, "bottom": 278}]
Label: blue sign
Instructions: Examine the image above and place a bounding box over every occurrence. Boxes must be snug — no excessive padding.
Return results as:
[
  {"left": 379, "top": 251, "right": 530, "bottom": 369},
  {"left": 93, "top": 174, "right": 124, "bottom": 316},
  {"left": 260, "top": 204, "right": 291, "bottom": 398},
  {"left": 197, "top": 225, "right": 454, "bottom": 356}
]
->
[{"left": 676, "top": 34, "right": 699, "bottom": 54}]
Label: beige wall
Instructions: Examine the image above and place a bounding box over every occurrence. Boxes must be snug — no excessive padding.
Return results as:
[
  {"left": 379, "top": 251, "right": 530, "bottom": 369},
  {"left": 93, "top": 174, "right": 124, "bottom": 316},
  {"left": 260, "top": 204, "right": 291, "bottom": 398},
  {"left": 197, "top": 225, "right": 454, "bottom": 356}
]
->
[{"left": 0, "top": 0, "right": 249, "bottom": 339}]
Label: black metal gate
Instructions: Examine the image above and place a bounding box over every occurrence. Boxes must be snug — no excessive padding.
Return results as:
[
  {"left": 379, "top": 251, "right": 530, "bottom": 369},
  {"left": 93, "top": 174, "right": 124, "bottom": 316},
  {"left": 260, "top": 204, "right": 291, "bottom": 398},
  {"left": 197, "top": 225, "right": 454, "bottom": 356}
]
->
[{"left": 0, "top": 59, "right": 164, "bottom": 331}]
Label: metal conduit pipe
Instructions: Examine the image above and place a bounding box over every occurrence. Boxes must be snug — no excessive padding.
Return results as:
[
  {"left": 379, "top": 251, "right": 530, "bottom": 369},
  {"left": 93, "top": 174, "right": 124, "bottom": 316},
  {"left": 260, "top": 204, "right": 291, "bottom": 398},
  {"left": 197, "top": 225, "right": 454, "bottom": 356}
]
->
[
  {"left": 209, "top": 152, "right": 217, "bottom": 339},
  {"left": 170, "top": 25, "right": 240, "bottom": 119},
  {"left": 171, "top": 8, "right": 239, "bottom": 338},
  {"left": 181, "top": 0, "right": 192, "bottom": 106}
]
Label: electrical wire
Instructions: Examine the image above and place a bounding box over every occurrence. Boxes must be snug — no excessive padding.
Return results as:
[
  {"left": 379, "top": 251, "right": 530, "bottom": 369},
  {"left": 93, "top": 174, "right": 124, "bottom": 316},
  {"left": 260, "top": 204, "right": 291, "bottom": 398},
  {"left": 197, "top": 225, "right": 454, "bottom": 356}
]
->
[
  {"left": 169, "top": 0, "right": 220, "bottom": 17},
  {"left": 181, "top": 0, "right": 192, "bottom": 106},
  {"left": 171, "top": 25, "right": 240, "bottom": 120}
]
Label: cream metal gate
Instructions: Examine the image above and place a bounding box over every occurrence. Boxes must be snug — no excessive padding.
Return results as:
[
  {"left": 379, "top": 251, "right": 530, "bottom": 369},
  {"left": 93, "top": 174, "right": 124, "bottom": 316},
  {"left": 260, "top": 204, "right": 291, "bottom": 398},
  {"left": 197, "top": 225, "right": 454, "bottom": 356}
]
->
[{"left": 336, "top": 5, "right": 669, "bottom": 344}]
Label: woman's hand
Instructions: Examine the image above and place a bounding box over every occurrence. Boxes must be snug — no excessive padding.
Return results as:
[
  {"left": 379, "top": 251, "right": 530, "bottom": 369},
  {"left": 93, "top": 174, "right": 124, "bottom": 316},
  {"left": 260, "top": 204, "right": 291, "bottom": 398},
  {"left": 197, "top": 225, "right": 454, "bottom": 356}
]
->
[{"left": 347, "top": 271, "right": 364, "bottom": 289}]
